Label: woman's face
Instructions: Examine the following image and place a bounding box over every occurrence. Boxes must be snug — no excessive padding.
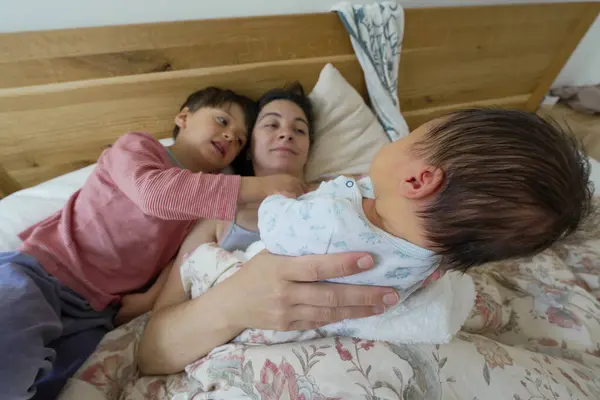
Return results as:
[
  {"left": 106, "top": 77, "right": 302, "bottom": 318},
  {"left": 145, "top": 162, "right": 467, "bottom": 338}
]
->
[{"left": 250, "top": 99, "right": 311, "bottom": 177}]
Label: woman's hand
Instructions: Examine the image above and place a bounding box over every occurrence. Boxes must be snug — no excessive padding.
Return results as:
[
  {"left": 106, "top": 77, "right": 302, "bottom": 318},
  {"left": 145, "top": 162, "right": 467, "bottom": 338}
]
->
[
  {"left": 221, "top": 251, "right": 400, "bottom": 332},
  {"left": 138, "top": 251, "right": 398, "bottom": 375}
]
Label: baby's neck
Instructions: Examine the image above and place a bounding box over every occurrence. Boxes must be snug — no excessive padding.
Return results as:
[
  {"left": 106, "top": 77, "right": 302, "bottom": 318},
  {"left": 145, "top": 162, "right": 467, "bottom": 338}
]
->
[{"left": 362, "top": 198, "right": 431, "bottom": 249}]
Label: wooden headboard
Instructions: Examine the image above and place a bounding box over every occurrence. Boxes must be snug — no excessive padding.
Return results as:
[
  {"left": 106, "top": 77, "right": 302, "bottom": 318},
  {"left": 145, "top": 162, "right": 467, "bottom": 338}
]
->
[{"left": 0, "top": 2, "right": 598, "bottom": 197}]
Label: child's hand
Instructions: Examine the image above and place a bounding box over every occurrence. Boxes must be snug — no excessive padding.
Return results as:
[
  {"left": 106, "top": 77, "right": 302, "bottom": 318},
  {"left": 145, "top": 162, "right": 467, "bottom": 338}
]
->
[
  {"left": 114, "top": 262, "right": 174, "bottom": 326},
  {"left": 274, "top": 191, "right": 297, "bottom": 198},
  {"left": 240, "top": 175, "right": 306, "bottom": 204},
  {"left": 115, "top": 292, "right": 154, "bottom": 326}
]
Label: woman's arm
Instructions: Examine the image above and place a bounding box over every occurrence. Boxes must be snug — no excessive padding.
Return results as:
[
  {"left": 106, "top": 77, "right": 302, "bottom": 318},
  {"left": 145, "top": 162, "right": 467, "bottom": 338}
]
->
[{"left": 137, "top": 251, "right": 399, "bottom": 375}]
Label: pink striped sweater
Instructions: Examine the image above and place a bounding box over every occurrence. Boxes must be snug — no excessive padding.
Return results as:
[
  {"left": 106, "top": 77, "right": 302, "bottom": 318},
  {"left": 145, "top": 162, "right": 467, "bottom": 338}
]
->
[{"left": 19, "top": 132, "right": 240, "bottom": 311}]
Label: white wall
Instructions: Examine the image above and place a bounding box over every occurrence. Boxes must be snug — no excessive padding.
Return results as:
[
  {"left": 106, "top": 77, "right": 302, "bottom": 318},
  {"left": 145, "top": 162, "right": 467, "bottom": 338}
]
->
[
  {"left": 0, "top": 0, "right": 598, "bottom": 87},
  {"left": 553, "top": 14, "right": 600, "bottom": 87}
]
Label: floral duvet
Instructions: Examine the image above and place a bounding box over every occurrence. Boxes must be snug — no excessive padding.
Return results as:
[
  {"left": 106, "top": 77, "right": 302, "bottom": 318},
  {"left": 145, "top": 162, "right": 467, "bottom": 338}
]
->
[{"left": 59, "top": 199, "right": 600, "bottom": 400}]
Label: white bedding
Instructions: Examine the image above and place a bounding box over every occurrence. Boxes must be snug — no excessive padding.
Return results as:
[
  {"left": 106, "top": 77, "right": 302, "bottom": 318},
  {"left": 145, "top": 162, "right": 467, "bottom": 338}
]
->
[{"left": 2, "top": 156, "right": 599, "bottom": 252}]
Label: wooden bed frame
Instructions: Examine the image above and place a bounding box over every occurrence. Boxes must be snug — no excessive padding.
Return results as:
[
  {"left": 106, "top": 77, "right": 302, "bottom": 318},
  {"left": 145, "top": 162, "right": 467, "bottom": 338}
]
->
[{"left": 0, "top": 2, "right": 598, "bottom": 197}]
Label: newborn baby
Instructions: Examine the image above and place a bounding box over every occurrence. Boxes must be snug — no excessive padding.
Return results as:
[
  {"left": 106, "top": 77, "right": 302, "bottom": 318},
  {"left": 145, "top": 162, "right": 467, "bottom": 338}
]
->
[{"left": 180, "top": 108, "right": 592, "bottom": 345}]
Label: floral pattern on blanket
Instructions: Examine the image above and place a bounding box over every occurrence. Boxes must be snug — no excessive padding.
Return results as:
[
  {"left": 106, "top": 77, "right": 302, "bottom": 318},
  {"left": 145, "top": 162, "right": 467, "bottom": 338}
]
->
[{"left": 60, "top": 200, "right": 600, "bottom": 400}]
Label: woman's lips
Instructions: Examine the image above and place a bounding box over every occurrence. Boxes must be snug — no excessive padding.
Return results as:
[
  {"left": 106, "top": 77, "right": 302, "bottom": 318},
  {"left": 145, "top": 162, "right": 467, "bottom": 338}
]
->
[{"left": 271, "top": 147, "right": 297, "bottom": 155}]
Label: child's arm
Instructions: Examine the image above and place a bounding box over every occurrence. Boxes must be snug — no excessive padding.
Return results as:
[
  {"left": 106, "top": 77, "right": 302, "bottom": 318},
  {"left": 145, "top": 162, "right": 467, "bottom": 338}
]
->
[
  {"left": 103, "top": 133, "right": 307, "bottom": 221},
  {"left": 257, "top": 194, "right": 336, "bottom": 256},
  {"left": 103, "top": 132, "right": 240, "bottom": 221},
  {"left": 114, "top": 261, "right": 174, "bottom": 326}
]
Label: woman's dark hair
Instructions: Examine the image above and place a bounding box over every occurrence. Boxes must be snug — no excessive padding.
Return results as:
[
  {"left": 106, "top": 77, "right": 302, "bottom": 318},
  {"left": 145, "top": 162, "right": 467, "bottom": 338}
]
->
[
  {"left": 231, "top": 82, "right": 314, "bottom": 176},
  {"left": 172, "top": 87, "right": 257, "bottom": 139}
]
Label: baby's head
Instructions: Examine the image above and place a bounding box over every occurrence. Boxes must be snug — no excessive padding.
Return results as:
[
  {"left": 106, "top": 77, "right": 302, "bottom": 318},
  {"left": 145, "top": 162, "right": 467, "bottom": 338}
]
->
[
  {"left": 370, "top": 108, "right": 593, "bottom": 272},
  {"left": 172, "top": 87, "right": 257, "bottom": 172}
]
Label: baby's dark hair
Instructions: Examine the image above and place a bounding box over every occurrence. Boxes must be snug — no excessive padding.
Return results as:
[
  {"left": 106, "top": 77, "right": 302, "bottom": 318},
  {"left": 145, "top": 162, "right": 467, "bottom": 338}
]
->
[
  {"left": 414, "top": 108, "right": 593, "bottom": 273},
  {"left": 232, "top": 82, "right": 314, "bottom": 176},
  {"left": 172, "top": 87, "right": 257, "bottom": 139}
]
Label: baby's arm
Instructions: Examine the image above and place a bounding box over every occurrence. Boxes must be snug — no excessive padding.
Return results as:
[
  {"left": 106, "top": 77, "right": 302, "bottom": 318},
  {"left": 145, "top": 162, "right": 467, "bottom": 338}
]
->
[{"left": 258, "top": 194, "right": 336, "bottom": 256}]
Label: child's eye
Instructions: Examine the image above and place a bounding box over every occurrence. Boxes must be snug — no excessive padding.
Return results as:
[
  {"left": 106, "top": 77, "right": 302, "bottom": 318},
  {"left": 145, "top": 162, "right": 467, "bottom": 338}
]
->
[
  {"left": 216, "top": 116, "right": 228, "bottom": 126},
  {"left": 265, "top": 123, "right": 278, "bottom": 129},
  {"left": 296, "top": 129, "right": 306, "bottom": 135}
]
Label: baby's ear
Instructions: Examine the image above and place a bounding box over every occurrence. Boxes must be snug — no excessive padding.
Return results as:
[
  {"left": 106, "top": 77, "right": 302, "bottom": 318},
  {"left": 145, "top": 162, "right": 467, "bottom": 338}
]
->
[
  {"left": 401, "top": 164, "right": 444, "bottom": 200},
  {"left": 174, "top": 107, "right": 190, "bottom": 130}
]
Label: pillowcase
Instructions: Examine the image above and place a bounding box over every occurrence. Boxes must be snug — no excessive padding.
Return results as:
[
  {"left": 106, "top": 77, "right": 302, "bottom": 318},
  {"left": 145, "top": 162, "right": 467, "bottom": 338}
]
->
[{"left": 305, "top": 63, "right": 394, "bottom": 182}]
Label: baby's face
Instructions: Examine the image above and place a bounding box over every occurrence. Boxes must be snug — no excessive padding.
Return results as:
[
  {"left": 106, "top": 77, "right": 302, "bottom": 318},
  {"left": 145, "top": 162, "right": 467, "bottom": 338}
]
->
[
  {"left": 368, "top": 119, "right": 444, "bottom": 233},
  {"left": 369, "top": 119, "right": 431, "bottom": 198}
]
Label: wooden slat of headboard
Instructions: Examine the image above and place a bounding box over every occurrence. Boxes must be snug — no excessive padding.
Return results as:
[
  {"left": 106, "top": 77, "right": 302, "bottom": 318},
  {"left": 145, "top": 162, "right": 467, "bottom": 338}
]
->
[
  {"left": 0, "top": 3, "right": 590, "bottom": 90},
  {"left": 0, "top": 14, "right": 354, "bottom": 89},
  {"left": 0, "top": 165, "right": 22, "bottom": 198}
]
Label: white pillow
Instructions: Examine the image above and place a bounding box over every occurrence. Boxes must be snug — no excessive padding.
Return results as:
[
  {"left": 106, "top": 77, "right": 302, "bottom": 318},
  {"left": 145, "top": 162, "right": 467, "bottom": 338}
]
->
[
  {"left": 305, "top": 63, "right": 393, "bottom": 182},
  {"left": 0, "top": 138, "right": 174, "bottom": 251}
]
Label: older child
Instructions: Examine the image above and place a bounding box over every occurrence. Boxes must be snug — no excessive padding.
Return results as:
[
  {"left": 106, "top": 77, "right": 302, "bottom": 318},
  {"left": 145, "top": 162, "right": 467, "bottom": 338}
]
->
[{"left": 0, "top": 87, "right": 304, "bottom": 399}]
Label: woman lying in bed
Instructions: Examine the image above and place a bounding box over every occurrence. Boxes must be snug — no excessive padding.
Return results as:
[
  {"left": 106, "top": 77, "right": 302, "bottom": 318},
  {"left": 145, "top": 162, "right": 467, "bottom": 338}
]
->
[{"left": 137, "top": 83, "right": 400, "bottom": 375}]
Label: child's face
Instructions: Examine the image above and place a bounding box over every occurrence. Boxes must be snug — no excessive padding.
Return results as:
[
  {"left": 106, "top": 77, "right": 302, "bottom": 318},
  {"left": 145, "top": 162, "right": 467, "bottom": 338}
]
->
[{"left": 174, "top": 103, "right": 248, "bottom": 172}]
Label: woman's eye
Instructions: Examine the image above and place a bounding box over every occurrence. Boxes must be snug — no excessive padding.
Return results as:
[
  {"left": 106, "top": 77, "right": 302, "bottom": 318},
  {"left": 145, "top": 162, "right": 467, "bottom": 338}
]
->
[
  {"left": 296, "top": 129, "right": 306, "bottom": 135},
  {"left": 265, "top": 123, "right": 277, "bottom": 129},
  {"left": 216, "top": 116, "right": 227, "bottom": 126}
]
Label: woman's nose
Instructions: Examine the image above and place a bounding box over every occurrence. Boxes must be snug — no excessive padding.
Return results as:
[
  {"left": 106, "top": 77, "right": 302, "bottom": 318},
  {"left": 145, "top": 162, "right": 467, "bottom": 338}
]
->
[{"left": 278, "top": 128, "right": 293, "bottom": 141}]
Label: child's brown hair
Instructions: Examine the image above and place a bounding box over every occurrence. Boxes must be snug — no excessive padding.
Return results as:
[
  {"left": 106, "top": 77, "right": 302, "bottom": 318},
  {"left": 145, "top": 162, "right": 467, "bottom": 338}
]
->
[
  {"left": 173, "top": 87, "right": 257, "bottom": 139},
  {"left": 414, "top": 108, "right": 593, "bottom": 272}
]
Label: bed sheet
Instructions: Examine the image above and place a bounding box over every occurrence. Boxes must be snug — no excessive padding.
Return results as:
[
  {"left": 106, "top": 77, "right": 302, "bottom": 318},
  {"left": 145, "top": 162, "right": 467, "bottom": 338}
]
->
[{"left": 58, "top": 197, "right": 600, "bottom": 400}]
